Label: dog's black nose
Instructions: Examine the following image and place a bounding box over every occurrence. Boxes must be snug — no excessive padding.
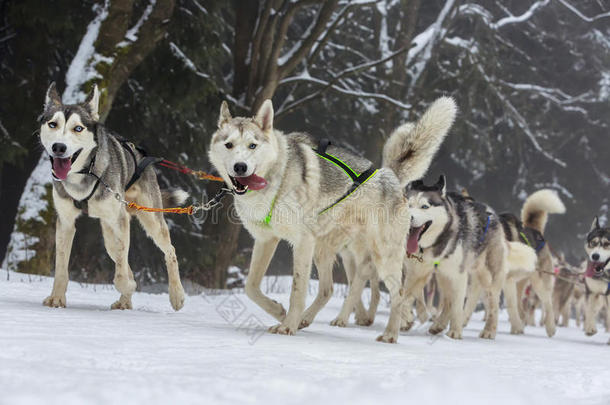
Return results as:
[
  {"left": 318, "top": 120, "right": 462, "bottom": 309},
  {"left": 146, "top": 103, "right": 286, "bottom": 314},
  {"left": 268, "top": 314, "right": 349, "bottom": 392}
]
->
[
  {"left": 52, "top": 143, "right": 67, "bottom": 155},
  {"left": 234, "top": 162, "right": 248, "bottom": 176},
  {"left": 592, "top": 253, "right": 600, "bottom": 261}
]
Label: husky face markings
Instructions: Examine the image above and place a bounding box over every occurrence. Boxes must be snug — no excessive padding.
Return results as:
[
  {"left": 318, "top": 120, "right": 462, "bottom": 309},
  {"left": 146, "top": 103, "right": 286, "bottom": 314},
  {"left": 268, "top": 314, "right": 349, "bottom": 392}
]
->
[
  {"left": 585, "top": 217, "right": 610, "bottom": 277},
  {"left": 39, "top": 83, "right": 98, "bottom": 181},
  {"left": 405, "top": 175, "right": 448, "bottom": 253},
  {"left": 209, "top": 101, "right": 276, "bottom": 194}
]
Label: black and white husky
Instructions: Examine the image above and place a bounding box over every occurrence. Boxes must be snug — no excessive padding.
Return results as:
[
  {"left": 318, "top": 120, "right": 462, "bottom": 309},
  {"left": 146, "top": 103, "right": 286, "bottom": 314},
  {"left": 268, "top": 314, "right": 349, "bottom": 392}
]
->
[
  {"left": 583, "top": 217, "right": 610, "bottom": 336},
  {"left": 402, "top": 176, "right": 537, "bottom": 339},
  {"left": 38, "top": 83, "right": 186, "bottom": 310}
]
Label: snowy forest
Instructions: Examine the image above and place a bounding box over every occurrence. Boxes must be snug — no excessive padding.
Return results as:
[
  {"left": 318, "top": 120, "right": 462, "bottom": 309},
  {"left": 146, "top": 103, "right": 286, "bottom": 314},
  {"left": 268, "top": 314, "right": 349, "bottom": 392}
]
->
[{"left": 1, "top": 0, "right": 608, "bottom": 289}]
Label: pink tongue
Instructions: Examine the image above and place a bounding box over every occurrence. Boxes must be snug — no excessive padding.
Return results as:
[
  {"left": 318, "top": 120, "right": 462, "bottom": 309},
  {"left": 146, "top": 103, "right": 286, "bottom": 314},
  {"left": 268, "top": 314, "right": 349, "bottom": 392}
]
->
[
  {"left": 236, "top": 174, "right": 267, "bottom": 190},
  {"left": 586, "top": 261, "right": 601, "bottom": 278},
  {"left": 53, "top": 158, "right": 72, "bottom": 180},
  {"left": 407, "top": 227, "right": 423, "bottom": 254}
]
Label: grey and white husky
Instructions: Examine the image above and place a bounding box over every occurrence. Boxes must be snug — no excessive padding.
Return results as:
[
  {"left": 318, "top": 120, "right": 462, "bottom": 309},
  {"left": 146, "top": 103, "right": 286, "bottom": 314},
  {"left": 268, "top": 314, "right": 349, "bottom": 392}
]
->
[
  {"left": 401, "top": 176, "right": 537, "bottom": 339},
  {"left": 208, "top": 97, "right": 456, "bottom": 343},
  {"left": 38, "top": 83, "right": 186, "bottom": 310},
  {"left": 494, "top": 189, "right": 565, "bottom": 337},
  {"left": 583, "top": 217, "right": 610, "bottom": 336}
]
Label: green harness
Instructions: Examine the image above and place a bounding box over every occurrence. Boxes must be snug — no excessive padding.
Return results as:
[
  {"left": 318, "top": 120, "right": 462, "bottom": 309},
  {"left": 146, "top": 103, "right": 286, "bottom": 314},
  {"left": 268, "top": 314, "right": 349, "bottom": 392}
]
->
[{"left": 260, "top": 138, "right": 378, "bottom": 227}]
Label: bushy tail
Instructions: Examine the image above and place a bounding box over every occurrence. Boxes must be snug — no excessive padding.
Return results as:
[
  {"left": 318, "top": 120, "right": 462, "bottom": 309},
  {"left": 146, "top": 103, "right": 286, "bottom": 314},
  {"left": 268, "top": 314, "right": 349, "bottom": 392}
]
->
[
  {"left": 507, "top": 241, "right": 538, "bottom": 273},
  {"left": 521, "top": 189, "right": 565, "bottom": 235},
  {"left": 161, "top": 189, "right": 189, "bottom": 208},
  {"left": 382, "top": 97, "right": 457, "bottom": 186}
]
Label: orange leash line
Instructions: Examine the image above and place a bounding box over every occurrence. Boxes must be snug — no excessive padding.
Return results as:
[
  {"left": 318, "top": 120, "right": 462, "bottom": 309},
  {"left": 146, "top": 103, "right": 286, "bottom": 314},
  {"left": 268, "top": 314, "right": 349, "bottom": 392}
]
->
[
  {"left": 127, "top": 202, "right": 194, "bottom": 215},
  {"left": 191, "top": 170, "right": 224, "bottom": 182}
]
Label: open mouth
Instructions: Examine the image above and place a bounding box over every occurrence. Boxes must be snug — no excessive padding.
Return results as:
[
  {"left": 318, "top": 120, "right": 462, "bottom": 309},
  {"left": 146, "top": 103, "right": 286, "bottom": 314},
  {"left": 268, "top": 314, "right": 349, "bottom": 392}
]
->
[
  {"left": 407, "top": 220, "right": 432, "bottom": 254},
  {"left": 585, "top": 260, "right": 608, "bottom": 278},
  {"left": 229, "top": 173, "right": 268, "bottom": 195},
  {"left": 50, "top": 148, "right": 82, "bottom": 181}
]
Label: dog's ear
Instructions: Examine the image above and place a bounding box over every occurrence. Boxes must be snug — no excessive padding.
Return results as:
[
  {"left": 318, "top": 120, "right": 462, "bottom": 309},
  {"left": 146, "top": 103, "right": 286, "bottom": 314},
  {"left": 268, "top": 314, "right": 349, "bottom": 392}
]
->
[
  {"left": 44, "top": 82, "right": 62, "bottom": 111},
  {"left": 84, "top": 84, "right": 100, "bottom": 121},
  {"left": 437, "top": 174, "right": 446, "bottom": 197},
  {"left": 590, "top": 216, "right": 600, "bottom": 232},
  {"left": 254, "top": 99, "right": 274, "bottom": 132},
  {"left": 218, "top": 101, "right": 231, "bottom": 128}
]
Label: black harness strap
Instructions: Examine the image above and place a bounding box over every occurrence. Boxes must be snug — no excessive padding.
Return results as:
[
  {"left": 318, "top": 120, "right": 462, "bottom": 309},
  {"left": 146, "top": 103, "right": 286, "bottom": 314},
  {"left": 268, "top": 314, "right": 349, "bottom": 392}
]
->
[{"left": 314, "top": 138, "right": 378, "bottom": 214}]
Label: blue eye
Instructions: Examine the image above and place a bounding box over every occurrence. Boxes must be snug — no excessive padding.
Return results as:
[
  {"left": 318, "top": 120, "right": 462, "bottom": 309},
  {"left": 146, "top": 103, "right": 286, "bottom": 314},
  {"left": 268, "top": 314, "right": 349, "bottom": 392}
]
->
[
  {"left": 421, "top": 205, "right": 430, "bottom": 209},
  {"left": 249, "top": 143, "right": 257, "bottom": 149},
  {"left": 74, "top": 125, "right": 84, "bottom": 132},
  {"left": 48, "top": 122, "right": 57, "bottom": 128}
]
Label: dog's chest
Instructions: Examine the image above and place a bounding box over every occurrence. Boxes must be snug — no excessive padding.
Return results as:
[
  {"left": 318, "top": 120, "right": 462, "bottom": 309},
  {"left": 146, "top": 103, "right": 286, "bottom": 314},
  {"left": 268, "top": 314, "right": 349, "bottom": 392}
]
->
[{"left": 585, "top": 277, "right": 609, "bottom": 295}]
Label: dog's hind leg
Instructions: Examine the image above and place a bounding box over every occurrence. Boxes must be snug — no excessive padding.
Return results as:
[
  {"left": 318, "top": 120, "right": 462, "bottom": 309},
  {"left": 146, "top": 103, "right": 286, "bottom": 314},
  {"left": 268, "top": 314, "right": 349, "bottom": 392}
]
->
[
  {"left": 331, "top": 266, "right": 367, "bottom": 328},
  {"left": 135, "top": 210, "right": 185, "bottom": 311},
  {"left": 43, "top": 191, "right": 79, "bottom": 308},
  {"left": 269, "top": 235, "right": 315, "bottom": 335},
  {"left": 375, "top": 250, "right": 406, "bottom": 343},
  {"left": 101, "top": 212, "right": 136, "bottom": 310},
  {"left": 245, "top": 237, "right": 285, "bottom": 321},
  {"left": 530, "top": 272, "right": 556, "bottom": 337},
  {"left": 299, "top": 246, "right": 334, "bottom": 329}
]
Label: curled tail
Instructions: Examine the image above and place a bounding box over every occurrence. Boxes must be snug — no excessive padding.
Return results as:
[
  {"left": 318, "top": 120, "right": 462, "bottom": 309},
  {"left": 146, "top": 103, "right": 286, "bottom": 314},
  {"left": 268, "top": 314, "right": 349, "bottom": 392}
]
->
[
  {"left": 382, "top": 96, "right": 457, "bottom": 186},
  {"left": 521, "top": 189, "right": 565, "bottom": 235},
  {"left": 161, "top": 189, "right": 189, "bottom": 208}
]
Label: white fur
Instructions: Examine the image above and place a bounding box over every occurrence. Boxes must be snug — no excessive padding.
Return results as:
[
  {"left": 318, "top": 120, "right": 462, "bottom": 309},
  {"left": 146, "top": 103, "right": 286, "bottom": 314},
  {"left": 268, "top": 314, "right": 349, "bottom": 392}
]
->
[{"left": 521, "top": 189, "right": 565, "bottom": 234}]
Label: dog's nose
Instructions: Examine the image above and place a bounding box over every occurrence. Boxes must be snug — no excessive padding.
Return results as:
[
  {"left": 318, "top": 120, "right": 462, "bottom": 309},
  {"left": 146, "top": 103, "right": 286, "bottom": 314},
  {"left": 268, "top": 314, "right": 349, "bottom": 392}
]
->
[
  {"left": 52, "top": 143, "right": 67, "bottom": 155},
  {"left": 592, "top": 253, "right": 600, "bottom": 261},
  {"left": 234, "top": 162, "right": 248, "bottom": 176}
]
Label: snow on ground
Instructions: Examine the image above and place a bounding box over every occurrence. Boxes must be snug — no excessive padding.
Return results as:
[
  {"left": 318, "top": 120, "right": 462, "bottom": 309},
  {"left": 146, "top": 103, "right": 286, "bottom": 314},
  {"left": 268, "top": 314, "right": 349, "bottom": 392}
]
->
[{"left": 1, "top": 270, "right": 609, "bottom": 405}]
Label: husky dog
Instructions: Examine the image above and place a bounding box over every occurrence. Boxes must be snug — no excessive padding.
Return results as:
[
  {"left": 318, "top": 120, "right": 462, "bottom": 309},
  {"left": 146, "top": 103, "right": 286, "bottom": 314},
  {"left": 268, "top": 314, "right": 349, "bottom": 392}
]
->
[
  {"left": 401, "top": 175, "right": 537, "bottom": 339},
  {"left": 488, "top": 190, "right": 565, "bottom": 337},
  {"left": 583, "top": 217, "right": 610, "bottom": 336},
  {"left": 39, "top": 83, "right": 186, "bottom": 310},
  {"left": 552, "top": 254, "right": 582, "bottom": 327},
  {"left": 208, "top": 97, "right": 456, "bottom": 342}
]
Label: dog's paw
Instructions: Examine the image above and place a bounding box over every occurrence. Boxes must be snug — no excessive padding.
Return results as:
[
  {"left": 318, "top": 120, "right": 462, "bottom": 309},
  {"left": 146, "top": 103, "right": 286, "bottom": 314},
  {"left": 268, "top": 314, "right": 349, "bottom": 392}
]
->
[
  {"left": 400, "top": 320, "right": 414, "bottom": 332},
  {"left": 110, "top": 296, "right": 132, "bottom": 310},
  {"left": 271, "top": 301, "right": 287, "bottom": 322},
  {"left": 545, "top": 324, "right": 556, "bottom": 338},
  {"left": 169, "top": 283, "right": 185, "bottom": 311},
  {"left": 446, "top": 329, "right": 462, "bottom": 340},
  {"left": 428, "top": 324, "right": 445, "bottom": 335},
  {"left": 298, "top": 319, "right": 311, "bottom": 329},
  {"left": 43, "top": 295, "right": 66, "bottom": 308},
  {"left": 376, "top": 332, "right": 398, "bottom": 344},
  {"left": 330, "top": 317, "right": 348, "bottom": 327},
  {"left": 355, "top": 316, "right": 374, "bottom": 327},
  {"left": 584, "top": 327, "right": 597, "bottom": 336},
  {"left": 479, "top": 329, "right": 496, "bottom": 340},
  {"left": 510, "top": 324, "right": 524, "bottom": 335},
  {"left": 268, "top": 323, "right": 296, "bottom": 335}
]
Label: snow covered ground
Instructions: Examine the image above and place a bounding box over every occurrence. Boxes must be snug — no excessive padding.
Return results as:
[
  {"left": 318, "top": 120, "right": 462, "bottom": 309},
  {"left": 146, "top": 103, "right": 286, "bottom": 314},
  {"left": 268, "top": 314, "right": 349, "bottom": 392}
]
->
[{"left": 1, "top": 269, "right": 609, "bottom": 405}]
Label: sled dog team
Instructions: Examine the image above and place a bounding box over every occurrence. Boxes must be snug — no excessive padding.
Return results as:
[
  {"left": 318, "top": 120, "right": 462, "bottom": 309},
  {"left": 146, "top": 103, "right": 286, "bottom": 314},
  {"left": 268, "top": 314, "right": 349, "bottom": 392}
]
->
[{"left": 38, "top": 83, "right": 610, "bottom": 344}]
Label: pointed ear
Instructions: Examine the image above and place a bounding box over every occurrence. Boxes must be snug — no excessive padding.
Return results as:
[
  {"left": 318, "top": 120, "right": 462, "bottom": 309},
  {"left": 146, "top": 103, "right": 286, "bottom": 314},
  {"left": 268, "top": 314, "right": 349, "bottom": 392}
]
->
[
  {"left": 84, "top": 84, "right": 100, "bottom": 121},
  {"left": 591, "top": 216, "right": 600, "bottom": 232},
  {"left": 254, "top": 99, "right": 274, "bottom": 132},
  {"left": 218, "top": 101, "right": 232, "bottom": 128},
  {"left": 437, "top": 175, "right": 446, "bottom": 197},
  {"left": 44, "top": 82, "right": 62, "bottom": 111}
]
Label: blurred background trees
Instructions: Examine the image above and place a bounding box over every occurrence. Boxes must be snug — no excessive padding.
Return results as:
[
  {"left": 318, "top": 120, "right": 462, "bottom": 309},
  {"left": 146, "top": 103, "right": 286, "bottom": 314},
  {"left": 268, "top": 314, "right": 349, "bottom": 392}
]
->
[{"left": 1, "top": 0, "right": 608, "bottom": 289}]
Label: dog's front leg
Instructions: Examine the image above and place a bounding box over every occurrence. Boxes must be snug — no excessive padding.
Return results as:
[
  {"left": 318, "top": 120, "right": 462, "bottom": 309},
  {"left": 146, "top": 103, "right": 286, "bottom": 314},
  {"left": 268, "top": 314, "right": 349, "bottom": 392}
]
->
[
  {"left": 245, "top": 236, "right": 285, "bottom": 321},
  {"left": 101, "top": 210, "right": 136, "bottom": 310},
  {"left": 43, "top": 196, "right": 79, "bottom": 307},
  {"left": 584, "top": 293, "right": 603, "bottom": 336},
  {"left": 269, "top": 235, "right": 314, "bottom": 335}
]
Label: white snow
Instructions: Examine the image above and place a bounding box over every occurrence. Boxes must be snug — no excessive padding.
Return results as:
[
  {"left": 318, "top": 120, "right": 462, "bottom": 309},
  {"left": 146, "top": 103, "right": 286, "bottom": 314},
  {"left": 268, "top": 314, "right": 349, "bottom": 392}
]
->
[
  {"left": 491, "top": 0, "right": 550, "bottom": 29},
  {"left": 1, "top": 270, "right": 609, "bottom": 405},
  {"left": 64, "top": 1, "right": 110, "bottom": 104},
  {"left": 124, "top": 0, "right": 157, "bottom": 43}
]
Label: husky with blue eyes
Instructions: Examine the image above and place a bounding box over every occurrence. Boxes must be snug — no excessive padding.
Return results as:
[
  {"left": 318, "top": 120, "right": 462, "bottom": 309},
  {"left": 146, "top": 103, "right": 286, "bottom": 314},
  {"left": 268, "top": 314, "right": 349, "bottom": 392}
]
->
[
  {"left": 38, "top": 82, "right": 187, "bottom": 311},
  {"left": 583, "top": 217, "right": 610, "bottom": 337},
  {"left": 402, "top": 176, "right": 538, "bottom": 340}
]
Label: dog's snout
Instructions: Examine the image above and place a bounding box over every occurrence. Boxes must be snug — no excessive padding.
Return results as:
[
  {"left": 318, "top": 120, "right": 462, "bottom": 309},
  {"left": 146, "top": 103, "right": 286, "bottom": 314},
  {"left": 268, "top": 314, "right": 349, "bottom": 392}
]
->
[
  {"left": 52, "top": 143, "right": 67, "bottom": 155},
  {"left": 592, "top": 253, "right": 600, "bottom": 262},
  {"left": 234, "top": 162, "right": 248, "bottom": 176}
]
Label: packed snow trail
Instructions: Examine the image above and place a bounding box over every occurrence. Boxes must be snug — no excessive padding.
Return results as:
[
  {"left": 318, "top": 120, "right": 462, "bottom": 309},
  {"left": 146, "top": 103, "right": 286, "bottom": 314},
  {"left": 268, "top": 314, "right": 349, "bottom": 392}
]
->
[{"left": 1, "top": 270, "right": 608, "bottom": 405}]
